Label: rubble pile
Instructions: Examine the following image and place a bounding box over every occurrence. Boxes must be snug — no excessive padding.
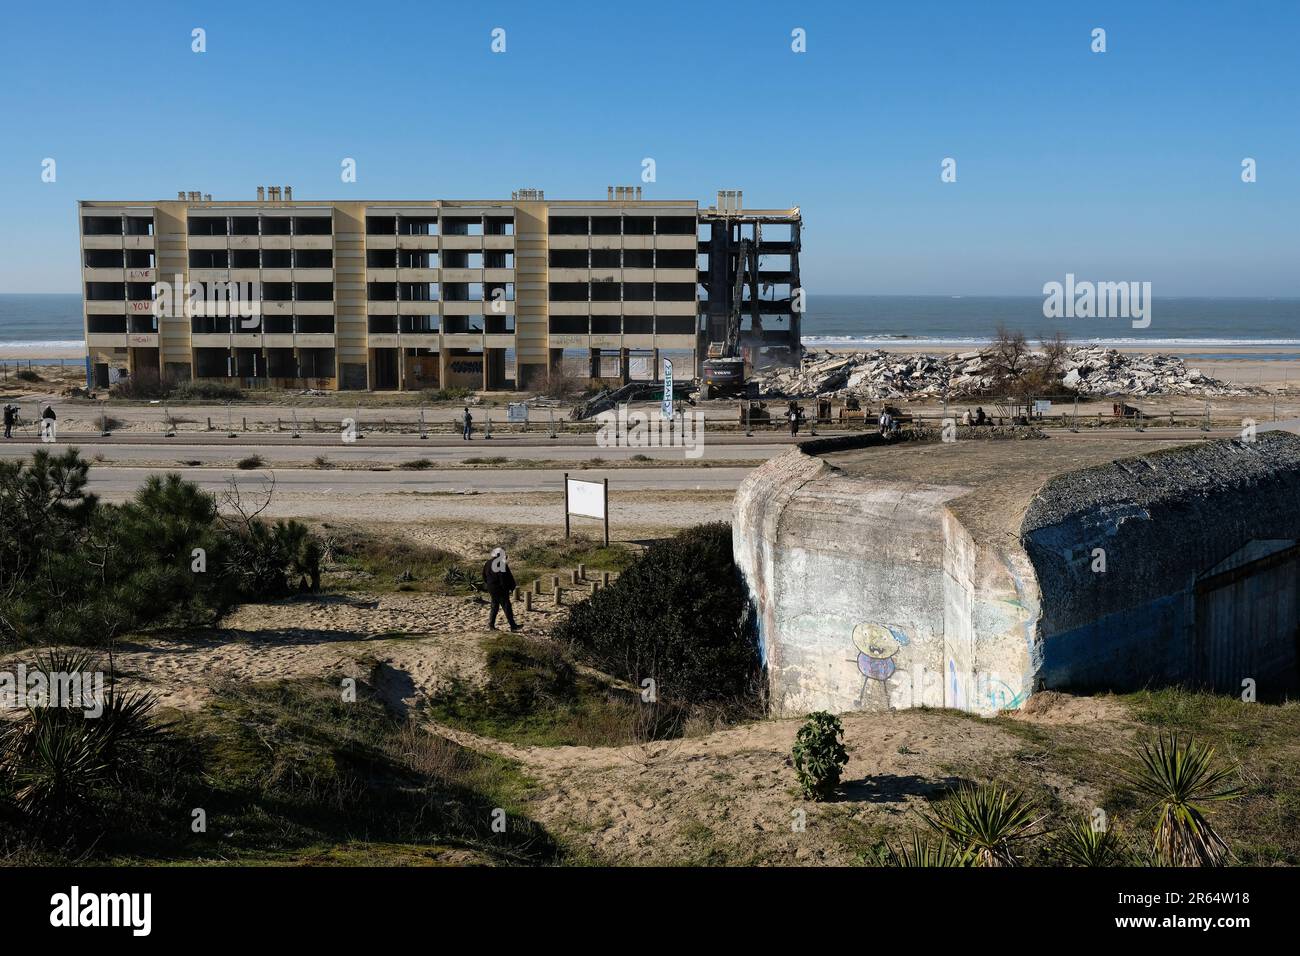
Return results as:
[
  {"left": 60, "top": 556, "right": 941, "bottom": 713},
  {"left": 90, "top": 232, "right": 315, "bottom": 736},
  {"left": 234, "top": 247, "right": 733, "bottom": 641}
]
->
[{"left": 752, "top": 347, "right": 1259, "bottom": 400}]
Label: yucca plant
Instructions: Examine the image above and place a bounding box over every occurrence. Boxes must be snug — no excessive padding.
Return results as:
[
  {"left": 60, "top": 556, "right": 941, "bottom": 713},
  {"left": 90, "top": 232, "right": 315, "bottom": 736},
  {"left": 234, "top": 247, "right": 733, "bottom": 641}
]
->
[
  {"left": 1053, "top": 814, "right": 1128, "bottom": 866},
  {"left": 0, "top": 652, "right": 162, "bottom": 824},
  {"left": 883, "top": 830, "right": 973, "bottom": 867},
  {"left": 922, "top": 782, "right": 1045, "bottom": 866},
  {"left": 1124, "top": 733, "right": 1242, "bottom": 867}
]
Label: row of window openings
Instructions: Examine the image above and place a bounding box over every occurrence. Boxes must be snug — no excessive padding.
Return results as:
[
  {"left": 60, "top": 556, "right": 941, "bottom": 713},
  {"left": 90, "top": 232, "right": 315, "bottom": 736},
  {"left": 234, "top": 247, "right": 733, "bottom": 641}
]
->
[
  {"left": 85, "top": 282, "right": 334, "bottom": 302},
  {"left": 87, "top": 315, "right": 514, "bottom": 335},
  {"left": 549, "top": 283, "right": 696, "bottom": 302},
  {"left": 366, "top": 251, "right": 513, "bottom": 269},
  {"left": 366, "top": 316, "right": 515, "bottom": 334},
  {"left": 187, "top": 217, "right": 332, "bottom": 237},
  {"left": 549, "top": 249, "right": 698, "bottom": 269},
  {"left": 366, "top": 216, "right": 514, "bottom": 237},
  {"left": 548, "top": 216, "right": 696, "bottom": 236},
  {"left": 366, "top": 283, "right": 514, "bottom": 302},
  {"left": 87, "top": 316, "right": 337, "bottom": 335},
  {"left": 82, "top": 216, "right": 154, "bottom": 236},
  {"left": 548, "top": 316, "right": 698, "bottom": 335}
]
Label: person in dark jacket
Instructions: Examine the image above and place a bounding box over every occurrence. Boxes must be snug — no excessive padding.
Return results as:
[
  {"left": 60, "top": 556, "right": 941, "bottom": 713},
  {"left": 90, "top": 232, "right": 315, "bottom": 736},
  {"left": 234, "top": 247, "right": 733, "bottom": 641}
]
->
[
  {"left": 462, "top": 407, "right": 473, "bottom": 440},
  {"left": 482, "top": 547, "right": 519, "bottom": 631},
  {"left": 2, "top": 404, "right": 15, "bottom": 439}
]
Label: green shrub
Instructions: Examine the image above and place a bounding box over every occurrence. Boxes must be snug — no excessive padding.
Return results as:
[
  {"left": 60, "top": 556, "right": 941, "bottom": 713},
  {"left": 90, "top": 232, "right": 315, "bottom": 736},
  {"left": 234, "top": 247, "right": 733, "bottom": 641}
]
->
[
  {"left": 423, "top": 387, "right": 472, "bottom": 402},
  {"left": 554, "top": 522, "right": 761, "bottom": 707},
  {"left": 171, "top": 381, "right": 245, "bottom": 402},
  {"left": 398, "top": 458, "right": 433, "bottom": 470},
  {"left": 430, "top": 635, "right": 684, "bottom": 747},
  {"left": 0, "top": 450, "right": 318, "bottom": 645},
  {"left": 236, "top": 454, "right": 265, "bottom": 470},
  {"left": 15, "top": 368, "right": 42, "bottom": 383},
  {"left": 791, "top": 711, "right": 849, "bottom": 800},
  {"left": 108, "top": 369, "right": 171, "bottom": 400}
]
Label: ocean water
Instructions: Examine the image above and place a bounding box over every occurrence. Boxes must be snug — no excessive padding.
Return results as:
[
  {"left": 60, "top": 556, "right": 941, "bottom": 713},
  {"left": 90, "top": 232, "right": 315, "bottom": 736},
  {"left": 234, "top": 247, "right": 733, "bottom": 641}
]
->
[{"left": 3, "top": 293, "right": 1297, "bottom": 357}]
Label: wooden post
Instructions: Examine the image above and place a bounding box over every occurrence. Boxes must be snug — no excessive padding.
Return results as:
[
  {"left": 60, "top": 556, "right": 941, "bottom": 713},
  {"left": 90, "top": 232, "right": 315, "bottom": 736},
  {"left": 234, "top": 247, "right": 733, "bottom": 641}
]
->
[
  {"left": 577, "top": 562, "right": 586, "bottom": 580},
  {"left": 533, "top": 578, "right": 543, "bottom": 594},
  {"left": 591, "top": 581, "right": 600, "bottom": 594},
  {"left": 602, "top": 571, "right": 610, "bottom": 587},
  {"left": 554, "top": 586, "right": 563, "bottom": 607},
  {"left": 551, "top": 574, "right": 560, "bottom": 595},
  {"left": 563, "top": 471, "right": 570, "bottom": 539},
  {"left": 524, "top": 591, "right": 533, "bottom": 612},
  {"left": 603, "top": 477, "right": 609, "bottom": 547},
  {"left": 570, "top": 568, "right": 579, "bottom": 585}
]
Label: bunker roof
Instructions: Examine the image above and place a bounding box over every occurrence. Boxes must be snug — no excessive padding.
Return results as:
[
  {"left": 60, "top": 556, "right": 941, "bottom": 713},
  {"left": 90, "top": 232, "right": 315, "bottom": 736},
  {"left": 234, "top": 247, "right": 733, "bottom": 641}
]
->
[{"left": 817, "top": 433, "right": 1300, "bottom": 545}]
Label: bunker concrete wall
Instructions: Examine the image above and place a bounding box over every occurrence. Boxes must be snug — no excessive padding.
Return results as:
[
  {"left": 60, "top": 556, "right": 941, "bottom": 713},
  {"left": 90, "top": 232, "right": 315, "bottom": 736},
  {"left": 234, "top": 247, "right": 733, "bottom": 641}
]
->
[
  {"left": 1023, "top": 433, "right": 1300, "bottom": 693},
  {"left": 734, "top": 443, "right": 1039, "bottom": 717}
]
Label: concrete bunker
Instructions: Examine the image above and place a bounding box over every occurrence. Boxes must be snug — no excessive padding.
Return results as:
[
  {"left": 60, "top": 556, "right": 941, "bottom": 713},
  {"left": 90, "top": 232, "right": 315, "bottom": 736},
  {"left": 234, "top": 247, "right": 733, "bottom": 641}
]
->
[{"left": 733, "top": 432, "right": 1300, "bottom": 717}]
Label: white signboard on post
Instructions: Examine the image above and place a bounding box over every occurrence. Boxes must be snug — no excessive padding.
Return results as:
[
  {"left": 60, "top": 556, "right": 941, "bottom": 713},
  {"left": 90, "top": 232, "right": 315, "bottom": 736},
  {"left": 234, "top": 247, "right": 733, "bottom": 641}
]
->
[
  {"left": 565, "top": 474, "right": 609, "bottom": 546},
  {"left": 661, "top": 358, "right": 673, "bottom": 420}
]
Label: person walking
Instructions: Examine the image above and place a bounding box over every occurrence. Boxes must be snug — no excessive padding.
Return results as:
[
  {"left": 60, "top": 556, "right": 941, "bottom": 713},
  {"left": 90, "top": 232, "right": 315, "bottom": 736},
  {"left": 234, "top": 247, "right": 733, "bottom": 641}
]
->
[
  {"left": 482, "top": 547, "right": 519, "bottom": 631},
  {"left": 787, "top": 401, "right": 800, "bottom": 437},
  {"left": 462, "top": 406, "right": 473, "bottom": 441},
  {"left": 39, "top": 404, "right": 56, "bottom": 440}
]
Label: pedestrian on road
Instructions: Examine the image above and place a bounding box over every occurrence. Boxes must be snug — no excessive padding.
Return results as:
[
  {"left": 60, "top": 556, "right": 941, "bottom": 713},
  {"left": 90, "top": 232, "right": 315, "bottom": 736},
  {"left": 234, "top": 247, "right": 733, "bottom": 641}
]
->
[
  {"left": 2, "top": 404, "right": 15, "bottom": 439},
  {"left": 462, "top": 406, "right": 473, "bottom": 441},
  {"left": 787, "top": 401, "right": 801, "bottom": 437},
  {"left": 482, "top": 547, "right": 519, "bottom": 631}
]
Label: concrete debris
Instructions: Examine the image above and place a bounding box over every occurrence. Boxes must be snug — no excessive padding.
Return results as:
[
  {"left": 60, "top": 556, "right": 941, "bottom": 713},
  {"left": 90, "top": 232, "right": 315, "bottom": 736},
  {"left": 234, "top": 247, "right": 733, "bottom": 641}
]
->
[{"left": 752, "top": 347, "right": 1260, "bottom": 400}]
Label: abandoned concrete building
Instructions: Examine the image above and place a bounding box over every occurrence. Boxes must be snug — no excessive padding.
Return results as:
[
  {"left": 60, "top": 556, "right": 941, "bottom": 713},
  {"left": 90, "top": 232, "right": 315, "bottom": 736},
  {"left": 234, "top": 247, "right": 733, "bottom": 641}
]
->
[
  {"left": 733, "top": 430, "right": 1300, "bottom": 717},
  {"left": 78, "top": 188, "right": 800, "bottom": 392}
]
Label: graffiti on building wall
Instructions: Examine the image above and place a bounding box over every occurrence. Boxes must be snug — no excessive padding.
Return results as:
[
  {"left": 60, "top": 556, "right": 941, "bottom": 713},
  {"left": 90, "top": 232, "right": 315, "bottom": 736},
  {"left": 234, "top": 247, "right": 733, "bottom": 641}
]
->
[{"left": 850, "top": 622, "right": 910, "bottom": 710}]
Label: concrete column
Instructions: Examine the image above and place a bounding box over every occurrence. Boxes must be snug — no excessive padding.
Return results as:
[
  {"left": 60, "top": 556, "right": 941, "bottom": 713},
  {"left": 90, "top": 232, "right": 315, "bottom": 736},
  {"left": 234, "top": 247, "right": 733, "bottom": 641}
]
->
[{"left": 619, "top": 348, "right": 630, "bottom": 384}]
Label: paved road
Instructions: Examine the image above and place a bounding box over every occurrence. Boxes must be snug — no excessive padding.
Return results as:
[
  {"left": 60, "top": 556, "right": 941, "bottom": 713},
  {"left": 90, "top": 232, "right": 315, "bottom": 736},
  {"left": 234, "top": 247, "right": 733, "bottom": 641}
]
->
[
  {"left": 0, "top": 434, "right": 790, "bottom": 465},
  {"left": 76, "top": 465, "right": 752, "bottom": 499}
]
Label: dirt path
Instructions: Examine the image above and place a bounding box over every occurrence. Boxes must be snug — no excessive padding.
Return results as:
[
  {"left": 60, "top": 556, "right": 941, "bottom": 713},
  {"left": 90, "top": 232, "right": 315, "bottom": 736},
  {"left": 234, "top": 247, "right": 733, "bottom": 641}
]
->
[
  {"left": 4, "top": 567, "right": 1139, "bottom": 865},
  {"left": 421, "top": 691, "right": 1135, "bottom": 866}
]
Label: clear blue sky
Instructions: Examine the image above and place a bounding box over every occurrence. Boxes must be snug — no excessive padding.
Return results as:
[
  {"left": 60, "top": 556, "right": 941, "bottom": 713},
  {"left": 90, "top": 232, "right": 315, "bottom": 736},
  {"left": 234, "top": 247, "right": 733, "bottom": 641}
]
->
[{"left": 1, "top": 0, "right": 1296, "bottom": 296}]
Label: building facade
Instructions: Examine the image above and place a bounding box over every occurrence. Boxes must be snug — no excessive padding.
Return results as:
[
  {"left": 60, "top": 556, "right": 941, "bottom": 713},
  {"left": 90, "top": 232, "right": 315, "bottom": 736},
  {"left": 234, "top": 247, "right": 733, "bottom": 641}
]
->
[{"left": 78, "top": 189, "right": 801, "bottom": 391}]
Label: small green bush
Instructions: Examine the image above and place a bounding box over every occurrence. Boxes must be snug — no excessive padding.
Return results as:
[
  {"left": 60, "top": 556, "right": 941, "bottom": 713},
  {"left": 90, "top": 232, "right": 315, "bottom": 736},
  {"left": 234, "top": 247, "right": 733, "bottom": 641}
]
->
[
  {"left": 108, "top": 369, "right": 171, "bottom": 400},
  {"left": 398, "top": 458, "right": 433, "bottom": 470},
  {"left": 15, "top": 368, "right": 42, "bottom": 383},
  {"left": 423, "top": 387, "right": 472, "bottom": 402},
  {"left": 171, "top": 381, "right": 245, "bottom": 402},
  {"left": 236, "top": 455, "right": 265, "bottom": 470},
  {"left": 791, "top": 711, "right": 849, "bottom": 800},
  {"left": 554, "top": 522, "right": 760, "bottom": 707}
]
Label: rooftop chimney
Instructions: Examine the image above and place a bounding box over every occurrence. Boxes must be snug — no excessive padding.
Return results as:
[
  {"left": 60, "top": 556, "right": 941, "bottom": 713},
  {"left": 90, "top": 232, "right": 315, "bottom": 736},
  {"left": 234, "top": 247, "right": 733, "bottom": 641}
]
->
[
  {"left": 177, "top": 191, "right": 186, "bottom": 200},
  {"left": 284, "top": 185, "right": 293, "bottom": 200},
  {"left": 257, "top": 186, "right": 265, "bottom": 201}
]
